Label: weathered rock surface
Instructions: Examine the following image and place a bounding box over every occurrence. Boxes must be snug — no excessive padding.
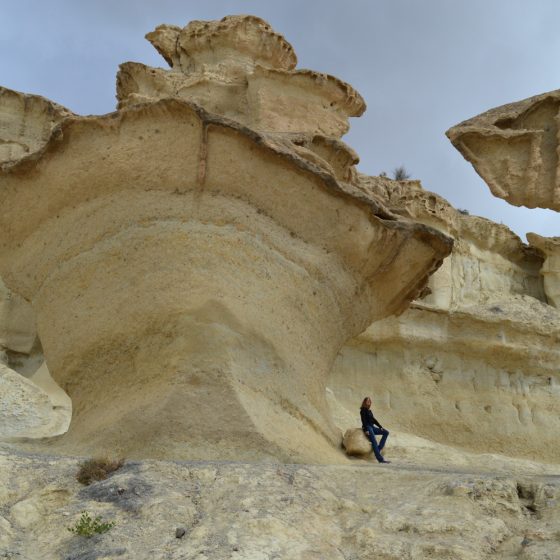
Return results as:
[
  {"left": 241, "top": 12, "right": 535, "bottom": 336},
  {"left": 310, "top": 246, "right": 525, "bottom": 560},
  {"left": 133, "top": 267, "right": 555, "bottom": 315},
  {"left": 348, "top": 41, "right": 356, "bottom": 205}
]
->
[
  {"left": 330, "top": 177, "right": 560, "bottom": 463},
  {"left": 447, "top": 90, "right": 560, "bottom": 211},
  {"left": 0, "top": 17, "right": 451, "bottom": 462},
  {"left": 1, "top": 448, "right": 559, "bottom": 560},
  {"left": 527, "top": 233, "right": 560, "bottom": 308}
]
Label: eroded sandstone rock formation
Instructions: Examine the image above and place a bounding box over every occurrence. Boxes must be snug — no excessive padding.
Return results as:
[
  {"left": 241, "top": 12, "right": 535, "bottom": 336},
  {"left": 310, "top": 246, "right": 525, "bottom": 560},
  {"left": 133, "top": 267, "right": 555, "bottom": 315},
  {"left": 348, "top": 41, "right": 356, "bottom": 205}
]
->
[
  {"left": 0, "top": 16, "right": 451, "bottom": 461},
  {"left": 447, "top": 90, "right": 560, "bottom": 211}
]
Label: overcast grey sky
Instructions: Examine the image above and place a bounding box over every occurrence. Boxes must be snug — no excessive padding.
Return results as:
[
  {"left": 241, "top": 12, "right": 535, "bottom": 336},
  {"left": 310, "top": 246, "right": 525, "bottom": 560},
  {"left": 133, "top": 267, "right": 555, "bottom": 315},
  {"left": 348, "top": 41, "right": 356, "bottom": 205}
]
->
[{"left": 2, "top": 0, "right": 558, "bottom": 240}]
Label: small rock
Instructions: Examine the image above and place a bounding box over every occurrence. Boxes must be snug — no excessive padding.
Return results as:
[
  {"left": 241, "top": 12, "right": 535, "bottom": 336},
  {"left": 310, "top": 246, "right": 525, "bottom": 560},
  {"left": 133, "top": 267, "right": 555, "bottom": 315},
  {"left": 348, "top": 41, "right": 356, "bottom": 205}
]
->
[
  {"left": 342, "top": 428, "right": 372, "bottom": 456},
  {"left": 176, "top": 527, "right": 186, "bottom": 539}
]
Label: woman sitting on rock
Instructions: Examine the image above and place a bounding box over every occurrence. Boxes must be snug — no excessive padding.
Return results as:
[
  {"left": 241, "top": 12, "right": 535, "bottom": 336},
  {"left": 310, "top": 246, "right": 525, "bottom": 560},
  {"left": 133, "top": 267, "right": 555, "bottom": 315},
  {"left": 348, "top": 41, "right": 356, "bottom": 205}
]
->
[{"left": 360, "top": 396, "right": 390, "bottom": 463}]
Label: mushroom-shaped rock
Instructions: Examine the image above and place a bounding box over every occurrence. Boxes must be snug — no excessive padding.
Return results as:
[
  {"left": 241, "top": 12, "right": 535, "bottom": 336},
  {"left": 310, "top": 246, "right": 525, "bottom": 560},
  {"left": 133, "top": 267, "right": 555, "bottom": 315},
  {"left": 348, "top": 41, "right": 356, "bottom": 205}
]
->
[
  {"left": 0, "top": 99, "right": 451, "bottom": 462},
  {"left": 527, "top": 233, "right": 560, "bottom": 308},
  {"left": 447, "top": 90, "right": 560, "bottom": 211}
]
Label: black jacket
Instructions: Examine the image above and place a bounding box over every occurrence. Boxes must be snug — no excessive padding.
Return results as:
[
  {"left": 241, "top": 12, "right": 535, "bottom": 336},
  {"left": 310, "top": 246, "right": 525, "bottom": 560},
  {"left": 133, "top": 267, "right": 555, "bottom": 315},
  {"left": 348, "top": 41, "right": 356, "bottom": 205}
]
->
[{"left": 360, "top": 407, "right": 383, "bottom": 430}]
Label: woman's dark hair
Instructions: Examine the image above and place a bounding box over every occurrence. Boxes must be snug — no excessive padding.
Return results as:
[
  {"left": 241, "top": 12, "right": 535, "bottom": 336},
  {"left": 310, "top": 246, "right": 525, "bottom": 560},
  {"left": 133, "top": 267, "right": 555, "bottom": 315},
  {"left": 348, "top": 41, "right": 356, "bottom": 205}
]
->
[{"left": 361, "top": 397, "right": 371, "bottom": 408}]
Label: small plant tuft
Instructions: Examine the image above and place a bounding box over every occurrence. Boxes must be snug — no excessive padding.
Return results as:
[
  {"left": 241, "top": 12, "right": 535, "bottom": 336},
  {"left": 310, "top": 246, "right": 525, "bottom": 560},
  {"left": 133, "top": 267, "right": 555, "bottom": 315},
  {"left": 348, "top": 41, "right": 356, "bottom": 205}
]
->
[
  {"left": 68, "top": 511, "right": 115, "bottom": 538},
  {"left": 458, "top": 208, "right": 470, "bottom": 215},
  {"left": 393, "top": 165, "right": 411, "bottom": 181},
  {"left": 76, "top": 456, "right": 124, "bottom": 486}
]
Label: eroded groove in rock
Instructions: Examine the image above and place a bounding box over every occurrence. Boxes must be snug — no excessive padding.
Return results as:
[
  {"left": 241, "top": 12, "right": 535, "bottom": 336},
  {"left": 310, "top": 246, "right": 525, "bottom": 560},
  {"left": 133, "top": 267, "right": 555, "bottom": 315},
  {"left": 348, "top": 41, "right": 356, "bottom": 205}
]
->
[{"left": 527, "top": 233, "right": 560, "bottom": 308}]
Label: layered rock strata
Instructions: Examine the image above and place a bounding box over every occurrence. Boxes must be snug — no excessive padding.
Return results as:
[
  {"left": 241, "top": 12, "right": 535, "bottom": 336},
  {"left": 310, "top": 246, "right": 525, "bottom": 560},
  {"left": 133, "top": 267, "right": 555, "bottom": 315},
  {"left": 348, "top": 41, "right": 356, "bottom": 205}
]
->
[
  {"left": 330, "top": 178, "right": 560, "bottom": 463},
  {"left": 0, "top": 17, "right": 451, "bottom": 461}
]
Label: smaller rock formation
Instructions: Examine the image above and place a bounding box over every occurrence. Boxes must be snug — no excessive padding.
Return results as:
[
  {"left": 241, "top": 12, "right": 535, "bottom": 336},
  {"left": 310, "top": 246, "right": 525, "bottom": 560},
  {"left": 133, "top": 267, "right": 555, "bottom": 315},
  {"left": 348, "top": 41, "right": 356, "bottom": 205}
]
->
[
  {"left": 447, "top": 90, "right": 560, "bottom": 211},
  {"left": 527, "top": 233, "right": 560, "bottom": 308},
  {"left": 0, "top": 86, "right": 73, "bottom": 167}
]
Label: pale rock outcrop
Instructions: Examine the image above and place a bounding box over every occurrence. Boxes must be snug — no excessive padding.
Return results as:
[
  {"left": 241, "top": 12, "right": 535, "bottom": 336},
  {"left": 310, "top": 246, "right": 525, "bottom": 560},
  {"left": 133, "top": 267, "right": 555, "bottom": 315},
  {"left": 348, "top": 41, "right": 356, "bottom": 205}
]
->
[
  {"left": 330, "top": 177, "right": 560, "bottom": 463},
  {"left": 446, "top": 90, "right": 560, "bottom": 211},
  {"left": 0, "top": 364, "right": 67, "bottom": 439},
  {"left": 527, "top": 233, "right": 560, "bottom": 308},
  {"left": 0, "top": 17, "right": 451, "bottom": 462}
]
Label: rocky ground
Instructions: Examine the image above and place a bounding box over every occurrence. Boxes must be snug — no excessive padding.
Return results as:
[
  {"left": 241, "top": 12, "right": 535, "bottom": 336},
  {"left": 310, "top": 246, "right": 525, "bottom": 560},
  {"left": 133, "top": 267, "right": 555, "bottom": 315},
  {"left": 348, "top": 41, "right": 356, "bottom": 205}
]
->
[{"left": 2, "top": 434, "right": 559, "bottom": 560}]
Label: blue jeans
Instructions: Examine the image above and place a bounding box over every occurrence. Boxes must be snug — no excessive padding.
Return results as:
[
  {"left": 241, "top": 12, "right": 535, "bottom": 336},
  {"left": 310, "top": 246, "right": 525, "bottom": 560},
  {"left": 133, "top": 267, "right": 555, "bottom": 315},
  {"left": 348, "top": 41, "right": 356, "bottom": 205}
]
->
[{"left": 364, "top": 425, "right": 389, "bottom": 462}]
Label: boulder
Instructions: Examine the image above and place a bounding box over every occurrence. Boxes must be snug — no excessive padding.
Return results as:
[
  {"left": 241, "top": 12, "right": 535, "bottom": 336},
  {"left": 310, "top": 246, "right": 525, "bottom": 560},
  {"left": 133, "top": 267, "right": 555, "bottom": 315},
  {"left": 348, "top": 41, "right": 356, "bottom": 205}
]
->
[{"left": 343, "top": 428, "right": 372, "bottom": 456}]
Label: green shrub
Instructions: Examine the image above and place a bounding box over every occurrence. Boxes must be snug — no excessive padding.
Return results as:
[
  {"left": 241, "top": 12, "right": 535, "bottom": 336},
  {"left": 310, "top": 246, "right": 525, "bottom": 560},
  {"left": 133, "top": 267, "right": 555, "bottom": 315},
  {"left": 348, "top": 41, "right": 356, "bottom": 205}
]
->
[
  {"left": 68, "top": 511, "right": 115, "bottom": 538},
  {"left": 393, "top": 165, "right": 411, "bottom": 180}
]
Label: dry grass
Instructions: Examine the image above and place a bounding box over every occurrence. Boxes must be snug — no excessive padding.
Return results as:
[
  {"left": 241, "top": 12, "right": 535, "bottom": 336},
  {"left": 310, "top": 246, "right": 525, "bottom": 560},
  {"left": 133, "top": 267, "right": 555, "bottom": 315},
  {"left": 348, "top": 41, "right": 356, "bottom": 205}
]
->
[{"left": 76, "top": 456, "right": 125, "bottom": 485}]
